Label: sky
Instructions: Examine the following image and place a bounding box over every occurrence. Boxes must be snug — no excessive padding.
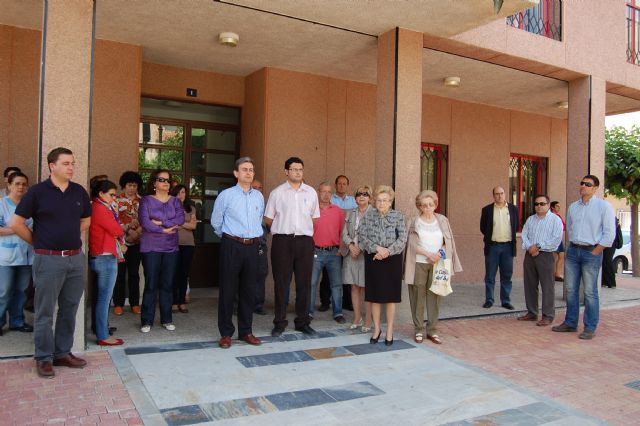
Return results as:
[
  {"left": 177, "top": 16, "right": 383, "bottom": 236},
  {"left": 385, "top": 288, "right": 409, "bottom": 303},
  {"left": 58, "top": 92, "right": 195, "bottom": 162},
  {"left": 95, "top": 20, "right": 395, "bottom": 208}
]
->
[{"left": 606, "top": 111, "right": 640, "bottom": 129}]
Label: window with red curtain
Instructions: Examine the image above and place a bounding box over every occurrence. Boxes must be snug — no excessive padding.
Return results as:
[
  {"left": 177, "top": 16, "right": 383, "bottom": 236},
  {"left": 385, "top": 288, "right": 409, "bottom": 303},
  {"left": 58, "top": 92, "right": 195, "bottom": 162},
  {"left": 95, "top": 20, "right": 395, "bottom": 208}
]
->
[
  {"left": 420, "top": 143, "right": 448, "bottom": 214},
  {"left": 509, "top": 154, "right": 548, "bottom": 230},
  {"left": 506, "top": 0, "right": 562, "bottom": 41}
]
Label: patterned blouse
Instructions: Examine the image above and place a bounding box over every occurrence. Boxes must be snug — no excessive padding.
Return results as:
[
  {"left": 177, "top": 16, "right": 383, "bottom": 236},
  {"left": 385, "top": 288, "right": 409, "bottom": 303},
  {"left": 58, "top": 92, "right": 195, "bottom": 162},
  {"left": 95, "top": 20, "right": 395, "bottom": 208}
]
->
[
  {"left": 116, "top": 193, "right": 141, "bottom": 245},
  {"left": 357, "top": 207, "right": 408, "bottom": 256}
]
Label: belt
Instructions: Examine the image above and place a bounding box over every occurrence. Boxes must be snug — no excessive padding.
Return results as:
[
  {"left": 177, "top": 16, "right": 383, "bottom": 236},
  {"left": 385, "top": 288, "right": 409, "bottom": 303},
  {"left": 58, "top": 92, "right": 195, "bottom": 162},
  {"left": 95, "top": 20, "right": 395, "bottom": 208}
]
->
[
  {"left": 570, "top": 242, "right": 597, "bottom": 250},
  {"left": 34, "top": 249, "right": 81, "bottom": 257},
  {"left": 274, "top": 234, "right": 309, "bottom": 238},
  {"left": 315, "top": 245, "right": 339, "bottom": 251},
  {"left": 223, "top": 233, "right": 259, "bottom": 245},
  {"left": 491, "top": 241, "right": 511, "bottom": 245}
]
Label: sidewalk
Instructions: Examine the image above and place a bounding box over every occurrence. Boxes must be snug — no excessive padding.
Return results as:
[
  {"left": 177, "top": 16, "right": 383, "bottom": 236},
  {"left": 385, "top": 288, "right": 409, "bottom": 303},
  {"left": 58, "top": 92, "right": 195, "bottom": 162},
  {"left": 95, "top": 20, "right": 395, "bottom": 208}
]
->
[{"left": 2, "top": 277, "right": 639, "bottom": 425}]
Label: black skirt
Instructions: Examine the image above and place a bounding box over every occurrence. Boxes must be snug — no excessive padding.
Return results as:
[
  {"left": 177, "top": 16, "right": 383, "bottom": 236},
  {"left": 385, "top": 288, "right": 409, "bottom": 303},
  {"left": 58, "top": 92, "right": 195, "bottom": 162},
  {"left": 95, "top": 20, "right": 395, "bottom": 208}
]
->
[{"left": 364, "top": 253, "right": 403, "bottom": 303}]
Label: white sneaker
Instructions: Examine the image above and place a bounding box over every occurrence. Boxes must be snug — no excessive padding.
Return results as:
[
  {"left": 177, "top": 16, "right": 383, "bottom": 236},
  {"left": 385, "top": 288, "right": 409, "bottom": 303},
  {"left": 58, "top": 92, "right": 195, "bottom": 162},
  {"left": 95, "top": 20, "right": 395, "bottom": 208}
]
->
[
  {"left": 140, "top": 325, "right": 151, "bottom": 333},
  {"left": 162, "top": 323, "right": 176, "bottom": 331}
]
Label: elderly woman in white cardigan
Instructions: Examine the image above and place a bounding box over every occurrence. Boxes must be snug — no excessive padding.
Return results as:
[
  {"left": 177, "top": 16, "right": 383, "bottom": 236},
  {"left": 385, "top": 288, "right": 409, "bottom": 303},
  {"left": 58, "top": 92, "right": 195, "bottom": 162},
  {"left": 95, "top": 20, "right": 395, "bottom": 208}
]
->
[{"left": 404, "top": 190, "right": 462, "bottom": 345}]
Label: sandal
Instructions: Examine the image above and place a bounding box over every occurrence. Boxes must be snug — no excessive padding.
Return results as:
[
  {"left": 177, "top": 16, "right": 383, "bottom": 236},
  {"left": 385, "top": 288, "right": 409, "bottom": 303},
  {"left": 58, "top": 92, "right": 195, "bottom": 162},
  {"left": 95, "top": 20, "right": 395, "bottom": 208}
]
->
[
  {"left": 427, "top": 334, "right": 442, "bottom": 344},
  {"left": 414, "top": 333, "right": 424, "bottom": 343},
  {"left": 361, "top": 326, "right": 371, "bottom": 333},
  {"left": 349, "top": 318, "right": 363, "bottom": 330}
]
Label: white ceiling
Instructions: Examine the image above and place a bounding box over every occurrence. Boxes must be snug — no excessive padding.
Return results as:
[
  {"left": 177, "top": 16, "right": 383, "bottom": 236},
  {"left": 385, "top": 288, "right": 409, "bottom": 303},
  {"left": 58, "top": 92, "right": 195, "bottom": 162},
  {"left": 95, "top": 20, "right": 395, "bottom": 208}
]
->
[{"left": 1, "top": 0, "right": 638, "bottom": 118}]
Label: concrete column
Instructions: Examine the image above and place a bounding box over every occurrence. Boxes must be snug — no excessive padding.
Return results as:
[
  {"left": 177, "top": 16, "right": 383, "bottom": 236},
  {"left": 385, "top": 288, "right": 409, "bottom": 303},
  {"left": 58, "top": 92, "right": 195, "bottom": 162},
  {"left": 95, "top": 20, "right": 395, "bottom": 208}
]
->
[
  {"left": 566, "top": 76, "right": 606, "bottom": 201},
  {"left": 375, "top": 28, "right": 423, "bottom": 215},
  {"left": 39, "top": 0, "right": 96, "bottom": 352}
]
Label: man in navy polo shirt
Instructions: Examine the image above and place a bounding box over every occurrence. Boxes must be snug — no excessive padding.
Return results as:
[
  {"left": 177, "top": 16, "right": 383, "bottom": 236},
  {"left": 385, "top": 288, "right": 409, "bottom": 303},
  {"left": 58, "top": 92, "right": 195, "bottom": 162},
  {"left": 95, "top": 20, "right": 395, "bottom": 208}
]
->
[{"left": 11, "top": 147, "right": 92, "bottom": 378}]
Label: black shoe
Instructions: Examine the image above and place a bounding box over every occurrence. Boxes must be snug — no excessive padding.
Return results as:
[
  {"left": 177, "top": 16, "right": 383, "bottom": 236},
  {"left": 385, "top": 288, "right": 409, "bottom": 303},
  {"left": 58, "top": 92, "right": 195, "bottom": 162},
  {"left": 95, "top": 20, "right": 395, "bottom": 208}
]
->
[
  {"left": 254, "top": 308, "right": 267, "bottom": 315},
  {"left": 370, "top": 330, "right": 382, "bottom": 344},
  {"left": 334, "top": 315, "right": 346, "bottom": 324},
  {"left": 108, "top": 326, "right": 117, "bottom": 336},
  {"left": 552, "top": 323, "right": 577, "bottom": 332},
  {"left": 271, "top": 326, "right": 285, "bottom": 337},
  {"left": 501, "top": 303, "right": 515, "bottom": 310},
  {"left": 483, "top": 301, "right": 493, "bottom": 308},
  {"left": 295, "top": 324, "right": 317, "bottom": 335},
  {"left": 318, "top": 304, "right": 330, "bottom": 312},
  {"left": 9, "top": 324, "right": 34, "bottom": 332},
  {"left": 385, "top": 336, "right": 394, "bottom": 346}
]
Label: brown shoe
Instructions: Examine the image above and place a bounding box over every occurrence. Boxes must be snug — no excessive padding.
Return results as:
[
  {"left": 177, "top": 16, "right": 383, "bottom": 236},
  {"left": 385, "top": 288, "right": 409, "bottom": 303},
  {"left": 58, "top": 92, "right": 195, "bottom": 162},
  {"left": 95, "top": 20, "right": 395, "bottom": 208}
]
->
[
  {"left": 131, "top": 306, "right": 141, "bottom": 314},
  {"left": 36, "top": 361, "right": 55, "bottom": 378},
  {"left": 53, "top": 353, "right": 87, "bottom": 369},
  {"left": 536, "top": 318, "right": 553, "bottom": 326},
  {"left": 240, "top": 334, "right": 262, "bottom": 346},
  {"left": 551, "top": 323, "right": 577, "bottom": 332},
  {"left": 219, "top": 336, "right": 232, "bottom": 349},
  {"left": 113, "top": 306, "right": 124, "bottom": 316},
  {"left": 517, "top": 313, "right": 537, "bottom": 321}
]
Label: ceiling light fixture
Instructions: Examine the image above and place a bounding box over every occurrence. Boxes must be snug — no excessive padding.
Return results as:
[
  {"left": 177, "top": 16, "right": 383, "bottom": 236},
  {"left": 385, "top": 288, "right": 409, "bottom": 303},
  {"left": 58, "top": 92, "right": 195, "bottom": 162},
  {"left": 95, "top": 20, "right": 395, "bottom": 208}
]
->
[
  {"left": 219, "top": 32, "right": 239, "bottom": 47},
  {"left": 556, "top": 101, "right": 568, "bottom": 109},
  {"left": 443, "top": 76, "right": 461, "bottom": 87}
]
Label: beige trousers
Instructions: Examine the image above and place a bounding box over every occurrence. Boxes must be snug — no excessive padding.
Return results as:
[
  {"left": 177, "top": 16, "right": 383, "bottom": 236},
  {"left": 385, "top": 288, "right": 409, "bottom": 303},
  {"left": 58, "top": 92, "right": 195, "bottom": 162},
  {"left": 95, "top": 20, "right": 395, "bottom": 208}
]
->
[{"left": 408, "top": 262, "right": 441, "bottom": 335}]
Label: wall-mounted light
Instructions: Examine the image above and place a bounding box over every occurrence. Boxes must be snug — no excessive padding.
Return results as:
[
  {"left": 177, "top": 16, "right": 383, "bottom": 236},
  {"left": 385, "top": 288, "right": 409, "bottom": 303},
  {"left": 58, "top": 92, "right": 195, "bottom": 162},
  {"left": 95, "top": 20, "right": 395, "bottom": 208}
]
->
[
  {"left": 219, "top": 32, "right": 239, "bottom": 47},
  {"left": 556, "top": 101, "right": 568, "bottom": 109},
  {"left": 443, "top": 76, "right": 461, "bottom": 87}
]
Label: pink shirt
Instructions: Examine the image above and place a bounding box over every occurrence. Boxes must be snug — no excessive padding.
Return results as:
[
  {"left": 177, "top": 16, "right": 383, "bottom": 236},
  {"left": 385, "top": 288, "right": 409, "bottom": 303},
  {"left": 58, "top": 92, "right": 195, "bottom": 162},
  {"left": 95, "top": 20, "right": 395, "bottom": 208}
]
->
[
  {"left": 313, "top": 204, "right": 345, "bottom": 247},
  {"left": 265, "top": 181, "right": 320, "bottom": 236}
]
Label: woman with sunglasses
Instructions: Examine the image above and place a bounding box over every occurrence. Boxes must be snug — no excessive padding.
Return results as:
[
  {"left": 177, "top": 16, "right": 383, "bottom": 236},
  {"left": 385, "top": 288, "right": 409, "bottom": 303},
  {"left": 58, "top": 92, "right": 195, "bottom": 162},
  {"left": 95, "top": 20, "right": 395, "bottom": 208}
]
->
[
  {"left": 0, "top": 172, "right": 34, "bottom": 336},
  {"left": 404, "top": 190, "right": 462, "bottom": 345},
  {"left": 357, "top": 185, "right": 407, "bottom": 345},
  {"left": 138, "top": 170, "right": 184, "bottom": 333},
  {"left": 341, "top": 185, "right": 373, "bottom": 332},
  {"left": 89, "top": 180, "right": 126, "bottom": 346}
]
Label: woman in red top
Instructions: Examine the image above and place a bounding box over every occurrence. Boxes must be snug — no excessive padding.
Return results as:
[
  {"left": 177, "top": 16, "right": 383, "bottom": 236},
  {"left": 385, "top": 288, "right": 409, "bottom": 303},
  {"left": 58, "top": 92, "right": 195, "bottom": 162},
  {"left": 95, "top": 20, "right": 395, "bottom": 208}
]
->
[{"left": 89, "top": 180, "right": 126, "bottom": 346}]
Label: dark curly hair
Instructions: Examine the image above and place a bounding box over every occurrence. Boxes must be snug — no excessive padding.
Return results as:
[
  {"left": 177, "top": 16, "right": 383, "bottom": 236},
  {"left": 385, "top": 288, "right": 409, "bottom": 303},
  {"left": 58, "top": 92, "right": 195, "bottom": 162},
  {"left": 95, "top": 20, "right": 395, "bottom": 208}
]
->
[
  {"left": 146, "top": 169, "right": 172, "bottom": 195},
  {"left": 119, "top": 171, "right": 143, "bottom": 191}
]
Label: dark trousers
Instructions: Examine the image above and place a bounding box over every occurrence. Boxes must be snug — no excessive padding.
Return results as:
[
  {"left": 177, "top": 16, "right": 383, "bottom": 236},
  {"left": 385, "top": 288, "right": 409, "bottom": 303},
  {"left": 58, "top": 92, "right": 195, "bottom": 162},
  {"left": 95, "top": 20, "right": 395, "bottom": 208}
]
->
[
  {"left": 113, "top": 244, "right": 141, "bottom": 307},
  {"left": 218, "top": 237, "right": 258, "bottom": 337},
  {"left": 523, "top": 251, "right": 555, "bottom": 319},
  {"left": 141, "top": 251, "right": 178, "bottom": 326},
  {"left": 32, "top": 254, "right": 85, "bottom": 362},
  {"left": 173, "top": 245, "right": 195, "bottom": 305},
  {"left": 271, "top": 234, "right": 314, "bottom": 329},
  {"left": 484, "top": 243, "right": 514, "bottom": 305},
  {"left": 601, "top": 246, "right": 617, "bottom": 288},
  {"left": 255, "top": 243, "right": 268, "bottom": 310}
]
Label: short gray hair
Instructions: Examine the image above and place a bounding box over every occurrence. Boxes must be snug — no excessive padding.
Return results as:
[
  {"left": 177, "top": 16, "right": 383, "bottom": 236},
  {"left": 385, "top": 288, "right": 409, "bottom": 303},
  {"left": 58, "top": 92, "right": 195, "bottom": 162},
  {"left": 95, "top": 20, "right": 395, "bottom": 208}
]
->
[{"left": 234, "top": 157, "right": 255, "bottom": 171}]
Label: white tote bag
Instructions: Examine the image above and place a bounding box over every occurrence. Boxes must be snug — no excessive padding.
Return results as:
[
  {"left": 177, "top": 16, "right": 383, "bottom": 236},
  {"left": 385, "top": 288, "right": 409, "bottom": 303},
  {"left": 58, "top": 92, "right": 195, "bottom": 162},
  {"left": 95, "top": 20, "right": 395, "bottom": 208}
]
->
[{"left": 429, "top": 258, "right": 453, "bottom": 296}]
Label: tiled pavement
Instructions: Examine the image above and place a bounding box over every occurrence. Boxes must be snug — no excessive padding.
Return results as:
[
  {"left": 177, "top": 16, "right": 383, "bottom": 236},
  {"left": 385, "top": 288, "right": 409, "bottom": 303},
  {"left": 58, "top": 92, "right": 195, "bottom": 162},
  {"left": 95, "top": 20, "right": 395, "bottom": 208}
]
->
[{"left": 410, "top": 304, "right": 640, "bottom": 426}]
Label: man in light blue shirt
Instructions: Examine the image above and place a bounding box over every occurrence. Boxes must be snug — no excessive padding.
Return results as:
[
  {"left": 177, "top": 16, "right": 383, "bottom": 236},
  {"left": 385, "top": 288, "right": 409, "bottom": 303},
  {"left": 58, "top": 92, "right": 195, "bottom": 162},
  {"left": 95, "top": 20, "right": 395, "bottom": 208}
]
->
[
  {"left": 211, "top": 157, "right": 264, "bottom": 349},
  {"left": 330, "top": 175, "right": 357, "bottom": 210},
  {"left": 552, "top": 175, "right": 615, "bottom": 340},
  {"left": 518, "top": 194, "right": 563, "bottom": 326}
]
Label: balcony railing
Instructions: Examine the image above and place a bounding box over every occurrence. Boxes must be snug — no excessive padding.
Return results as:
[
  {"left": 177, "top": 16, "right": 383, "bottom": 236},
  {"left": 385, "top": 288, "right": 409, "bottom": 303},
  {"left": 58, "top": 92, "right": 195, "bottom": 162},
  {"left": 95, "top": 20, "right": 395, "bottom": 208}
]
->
[
  {"left": 506, "top": 0, "right": 562, "bottom": 41},
  {"left": 628, "top": 3, "right": 640, "bottom": 64}
]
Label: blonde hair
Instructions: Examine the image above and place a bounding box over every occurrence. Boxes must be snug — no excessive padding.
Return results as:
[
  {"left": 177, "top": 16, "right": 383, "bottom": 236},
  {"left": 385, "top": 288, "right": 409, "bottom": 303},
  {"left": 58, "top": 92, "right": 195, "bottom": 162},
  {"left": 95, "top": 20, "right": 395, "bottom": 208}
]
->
[
  {"left": 416, "top": 190, "right": 438, "bottom": 209},
  {"left": 374, "top": 185, "right": 395, "bottom": 202},
  {"left": 356, "top": 185, "right": 372, "bottom": 195}
]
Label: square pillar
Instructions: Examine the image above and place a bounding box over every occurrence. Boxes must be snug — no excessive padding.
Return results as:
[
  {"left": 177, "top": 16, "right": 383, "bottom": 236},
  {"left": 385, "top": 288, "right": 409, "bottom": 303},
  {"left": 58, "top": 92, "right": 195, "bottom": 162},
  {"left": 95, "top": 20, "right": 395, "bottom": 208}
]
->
[
  {"left": 39, "top": 0, "right": 96, "bottom": 352},
  {"left": 566, "top": 76, "right": 606, "bottom": 200},
  {"left": 375, "top": 28, "right": 423, "bottom": 215}
]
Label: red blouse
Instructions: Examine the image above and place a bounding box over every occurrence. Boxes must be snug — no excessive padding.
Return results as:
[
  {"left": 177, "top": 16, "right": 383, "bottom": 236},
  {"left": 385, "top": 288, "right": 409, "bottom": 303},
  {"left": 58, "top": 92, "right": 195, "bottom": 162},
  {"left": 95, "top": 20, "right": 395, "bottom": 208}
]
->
[{"left": 89, "top": 200, "right": 124, "bottom": 257}]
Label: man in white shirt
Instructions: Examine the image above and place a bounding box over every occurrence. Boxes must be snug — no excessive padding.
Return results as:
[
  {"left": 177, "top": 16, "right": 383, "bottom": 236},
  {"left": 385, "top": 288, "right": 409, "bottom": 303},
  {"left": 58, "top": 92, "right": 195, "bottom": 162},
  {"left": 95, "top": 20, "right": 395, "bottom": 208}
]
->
[{"left": 264, "top": 157, "right": 320, "bottom": 337}]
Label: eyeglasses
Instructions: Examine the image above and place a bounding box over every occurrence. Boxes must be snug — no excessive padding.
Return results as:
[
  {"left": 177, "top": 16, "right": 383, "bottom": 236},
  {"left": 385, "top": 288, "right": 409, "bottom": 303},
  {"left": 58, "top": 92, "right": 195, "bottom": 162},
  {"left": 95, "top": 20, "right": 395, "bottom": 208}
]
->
[
  {"left": 534, "top": 202, "right": 547, "bottom": 206},
  {"left": 156, "top": 177, "right": 170, "bottom": 183},
  {"left": 580, "top": 181, "right": 594, "bottom": 187},
  {"left": 355, "top": 192, "right": 370, "bottom": 197},
  {"left": 288, "top": 168, "right": 303, "bottom": 173},
  {"left": 108, "top": 193, "right": 117, "bottom": 198}
]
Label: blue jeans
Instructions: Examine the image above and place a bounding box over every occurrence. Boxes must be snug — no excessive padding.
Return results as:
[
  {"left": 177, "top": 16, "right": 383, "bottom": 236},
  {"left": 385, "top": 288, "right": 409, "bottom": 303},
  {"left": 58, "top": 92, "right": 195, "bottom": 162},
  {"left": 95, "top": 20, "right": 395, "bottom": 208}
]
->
[
  {"left": 141, "top": 251, "right": 178, "bottom": 326},
  {"left": 564, "top": 245, "right": 602, "bottom": 331},
  {"left": 89, "top": 255, "right": 118, "bottom": 340},
  {"left": 0, "top": 265, "right": 31, "bottom": 329},
  {"left": 484, "top": 243, "right": 514, "bottom": 305},
  {"left": 309, "top": 248, "right": 343, "bottom": 318}
]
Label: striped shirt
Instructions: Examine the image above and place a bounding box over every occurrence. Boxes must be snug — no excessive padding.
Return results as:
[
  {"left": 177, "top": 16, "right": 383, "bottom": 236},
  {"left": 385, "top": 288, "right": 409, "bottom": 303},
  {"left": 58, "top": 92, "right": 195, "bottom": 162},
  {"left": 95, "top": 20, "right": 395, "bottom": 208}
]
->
[
  {"left": 521, "top": 210, "right": 564, "bottom": 252},
  {"left": 357, "top": 208, "right": 407, "bottom": 256}
]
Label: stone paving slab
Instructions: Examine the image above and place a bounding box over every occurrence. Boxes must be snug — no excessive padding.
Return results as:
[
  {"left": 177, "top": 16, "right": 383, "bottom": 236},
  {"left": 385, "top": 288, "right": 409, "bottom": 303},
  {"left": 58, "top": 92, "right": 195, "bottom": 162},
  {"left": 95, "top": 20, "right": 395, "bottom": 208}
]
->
[{"left": 415, "top": 304, "right": 640, "bottom": 426}]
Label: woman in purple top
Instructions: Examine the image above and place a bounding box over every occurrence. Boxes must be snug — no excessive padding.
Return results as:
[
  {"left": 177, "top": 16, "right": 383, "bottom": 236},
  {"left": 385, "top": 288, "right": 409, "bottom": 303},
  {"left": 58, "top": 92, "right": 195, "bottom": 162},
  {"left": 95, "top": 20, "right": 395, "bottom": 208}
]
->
[{"left": 138, "top": 169, "right": 185, "bottom": 333}]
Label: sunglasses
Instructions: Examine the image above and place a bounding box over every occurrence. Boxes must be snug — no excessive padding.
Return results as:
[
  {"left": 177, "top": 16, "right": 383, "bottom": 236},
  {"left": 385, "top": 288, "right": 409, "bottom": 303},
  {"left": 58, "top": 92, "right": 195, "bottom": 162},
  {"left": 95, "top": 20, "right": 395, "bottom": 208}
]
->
[
  {"left": 156, "top": 177, "right": 170, "bottom": 183},
  {"left": 580, "top": 181, "right": 594, "bottom": 187},
  {"left": 534, "top": 202, "right": 547, "bottom": 206},
  {"left": 355, "top": 192, "right": 370, "bottom": 197}
]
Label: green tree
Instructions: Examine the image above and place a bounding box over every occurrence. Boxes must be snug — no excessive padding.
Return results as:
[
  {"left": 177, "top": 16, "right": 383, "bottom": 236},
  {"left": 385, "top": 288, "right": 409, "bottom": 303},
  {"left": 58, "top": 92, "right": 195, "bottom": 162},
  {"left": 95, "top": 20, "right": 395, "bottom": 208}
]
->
[{"left": 605, "top": 125, "right": 640, "bottom": 277}]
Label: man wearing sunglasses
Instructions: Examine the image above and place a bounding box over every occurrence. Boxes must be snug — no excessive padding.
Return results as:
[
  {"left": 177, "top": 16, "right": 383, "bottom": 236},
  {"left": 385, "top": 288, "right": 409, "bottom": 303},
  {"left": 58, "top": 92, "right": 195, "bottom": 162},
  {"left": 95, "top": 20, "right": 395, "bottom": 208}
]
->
[
  {"left": 552, "top": 175, "right": 615, "bottom": 340},
  {"left": 518, "top": 195, "right": 563, "bottom": 326}
]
